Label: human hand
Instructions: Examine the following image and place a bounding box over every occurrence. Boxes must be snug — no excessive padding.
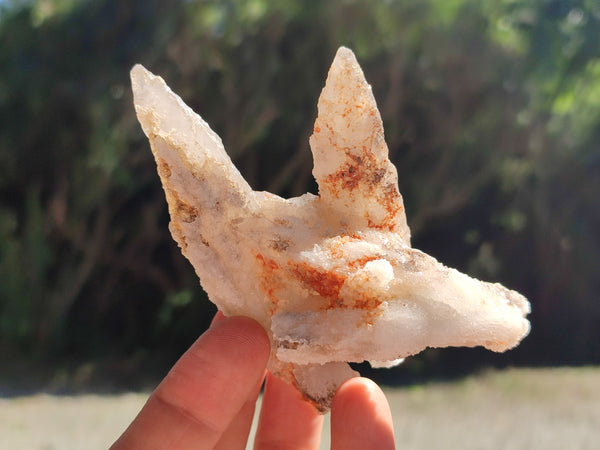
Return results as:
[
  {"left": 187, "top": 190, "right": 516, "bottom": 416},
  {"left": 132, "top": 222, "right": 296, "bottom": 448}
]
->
[{"left": 111, "top": 312, "right": 395, "bottom": 450}]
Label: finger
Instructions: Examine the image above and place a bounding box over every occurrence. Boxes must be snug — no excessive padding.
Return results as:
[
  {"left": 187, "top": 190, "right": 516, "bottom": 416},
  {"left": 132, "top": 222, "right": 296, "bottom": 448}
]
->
[
  {"left": 210, "top": 310, "right": 226, "bottom": 326},
  {"left": 111, "top": 316, "right": 270, "bottom": 450},
  {"left": 253, "top": 372, "right": 324, "bottom": 449},
  {"left": 330, "top": 377, "right": 395, "bottom": 450},
  {"left": 214, "top": 370, "right": 266, "bottom": 450}
]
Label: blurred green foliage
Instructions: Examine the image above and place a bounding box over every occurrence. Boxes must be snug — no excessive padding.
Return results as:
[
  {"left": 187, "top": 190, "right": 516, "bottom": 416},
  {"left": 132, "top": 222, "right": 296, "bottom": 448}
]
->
[{"left": 0, "top": 0, "right": 598, "bottom": 368}]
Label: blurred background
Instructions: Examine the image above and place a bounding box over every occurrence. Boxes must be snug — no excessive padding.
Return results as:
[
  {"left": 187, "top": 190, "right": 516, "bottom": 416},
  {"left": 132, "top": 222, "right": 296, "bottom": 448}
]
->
[{"left": 0, "top": 0, "right": 599, "bottom": 393}]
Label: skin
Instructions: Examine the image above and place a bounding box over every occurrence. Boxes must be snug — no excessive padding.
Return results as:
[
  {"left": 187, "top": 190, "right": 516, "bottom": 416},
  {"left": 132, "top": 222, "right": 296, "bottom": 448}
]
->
[{"left": 111, "top": 313, "right": 395, "bottom": 450}]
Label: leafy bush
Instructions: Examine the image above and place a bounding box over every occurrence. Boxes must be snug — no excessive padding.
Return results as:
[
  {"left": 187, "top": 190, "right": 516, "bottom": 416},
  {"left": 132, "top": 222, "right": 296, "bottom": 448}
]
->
[{"left": 0, "top": 0, "right": 598, "bottom": 367}]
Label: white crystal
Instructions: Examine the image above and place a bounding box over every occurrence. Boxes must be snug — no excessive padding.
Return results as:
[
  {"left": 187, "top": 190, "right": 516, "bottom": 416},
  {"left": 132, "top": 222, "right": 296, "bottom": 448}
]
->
[{"left": 130, "top": 47, "right": 530, "bottom": 412}]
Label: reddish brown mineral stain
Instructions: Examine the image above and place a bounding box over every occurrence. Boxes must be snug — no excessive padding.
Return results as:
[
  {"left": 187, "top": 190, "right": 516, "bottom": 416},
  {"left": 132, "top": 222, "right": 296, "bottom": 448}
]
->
[
  {"left": 165, "top": 188, "right": 198, "bottom": 223},
  {"left": 316, "top": 123, "right": 405, "bottom": 232},
  {"left": 255, "top": 253, "right": 282, "bottom": 312},
  {"left": 174, "top": 198, "right": 198, "bottom": 223},
  {"left": 352, "top": 293, "right": 383, "bottom": 312},
  {"left": 290, "top": 253, "right": 384, "bottom": 312},
  {"left": 169, "top": 221, "right": 187, "bottom": 250},
  {"left": 157, "top": 157, "right": 172, "bottom": 178},
  {"left": 291, "top": 262, "right": 346, "bottom": 304},
  {"left": 323, "top": 151, "right": 373, "bottom": 195}
]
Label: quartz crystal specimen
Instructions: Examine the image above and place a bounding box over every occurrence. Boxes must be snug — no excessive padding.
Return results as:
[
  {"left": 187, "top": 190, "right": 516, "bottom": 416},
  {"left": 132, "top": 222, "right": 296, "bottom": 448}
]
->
[{"left": 130, "top": 47, "right": 530, "bottom": 412}]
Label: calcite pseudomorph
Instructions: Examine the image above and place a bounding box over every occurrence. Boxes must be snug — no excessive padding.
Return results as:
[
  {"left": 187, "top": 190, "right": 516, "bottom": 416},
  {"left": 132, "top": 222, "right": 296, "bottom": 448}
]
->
[{"left": 130, "top": 47, "right": 530, "bottom": 412}]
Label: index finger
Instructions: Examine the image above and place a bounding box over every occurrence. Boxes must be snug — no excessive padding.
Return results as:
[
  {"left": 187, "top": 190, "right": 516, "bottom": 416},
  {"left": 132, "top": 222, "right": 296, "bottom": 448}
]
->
[{"left": 111, "top": 316, "right": 270, "bottom": 450}]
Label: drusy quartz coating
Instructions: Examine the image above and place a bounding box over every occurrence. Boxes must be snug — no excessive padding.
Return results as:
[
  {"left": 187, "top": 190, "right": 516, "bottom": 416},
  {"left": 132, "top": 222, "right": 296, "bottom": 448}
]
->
[{"left": 130, "top": 47, "right": 530, "bottom": 412}]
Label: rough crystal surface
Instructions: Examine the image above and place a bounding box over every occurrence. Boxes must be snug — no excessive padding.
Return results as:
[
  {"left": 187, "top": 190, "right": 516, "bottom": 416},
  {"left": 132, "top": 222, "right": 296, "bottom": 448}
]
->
[{"left": 130, "top": 47, "right": 530, "bottom": 412}]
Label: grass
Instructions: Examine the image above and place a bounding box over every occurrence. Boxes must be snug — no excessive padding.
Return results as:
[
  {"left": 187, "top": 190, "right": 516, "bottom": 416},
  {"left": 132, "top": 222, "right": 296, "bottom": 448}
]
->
[
  {"left": 1, "top": 366, "right": 598, "bottom": 449},
  {"left": 385, "top": 366, "right": 600, "bottom": 449}
]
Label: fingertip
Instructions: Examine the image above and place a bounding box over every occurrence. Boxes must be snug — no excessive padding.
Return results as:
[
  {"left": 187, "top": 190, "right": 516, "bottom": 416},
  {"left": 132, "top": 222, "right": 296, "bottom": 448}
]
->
[
  {"left": 210, "top": 310, "right": 226, "bottom": 327},
  {"left": 208, "top": 315, "right": 271, "bottom": 360},
  {"left": 331, "top": 378, "right": 395, "bottom": 450},
  {"left": 334, "top": 377, "right": 390, "bottom": 413},
  {"left": 254, "top": 372, "right": 324, "bottom": 449}
]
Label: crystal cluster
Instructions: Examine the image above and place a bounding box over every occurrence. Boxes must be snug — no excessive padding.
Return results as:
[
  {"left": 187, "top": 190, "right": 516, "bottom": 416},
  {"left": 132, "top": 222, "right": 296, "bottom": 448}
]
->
[{"left": 130, "top": 47, "right": 530, "bottom": 411}]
